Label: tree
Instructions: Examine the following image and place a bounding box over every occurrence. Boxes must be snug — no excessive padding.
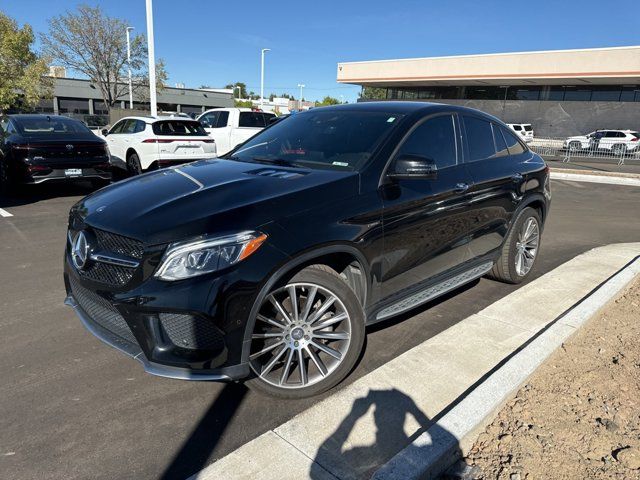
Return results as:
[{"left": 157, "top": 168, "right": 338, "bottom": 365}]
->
[
  {"left": 0, "top": 12, "right": 51, "bottom": 111},
  {"left": 316, "top": 96, "right": 340, "bottom": 106},
  {"left": 360, "top": 86, "right": 386, "bottom": 100},
  {"left": 41, "top": 5, "right": 167, "bottom": 112},
  {"left": 224, "top": 82, "right": 247, "bottom": 99}
]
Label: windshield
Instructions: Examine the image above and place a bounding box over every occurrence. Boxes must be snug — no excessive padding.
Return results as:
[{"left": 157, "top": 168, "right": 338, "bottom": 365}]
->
[
  {"left": 13, "top": 116, "right": 91, "bottom": 135},
  {"left": 228, "top": 110, "right": 403, "bottom": 171}
]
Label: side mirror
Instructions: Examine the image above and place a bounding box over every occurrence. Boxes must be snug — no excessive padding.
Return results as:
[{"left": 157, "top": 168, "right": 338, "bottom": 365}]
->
[
  {"left": 389, "top": 154, "right": 437, "bottom": 180},
  {"left": 101, "top": 128, "right": 109, "bottom": 136}
]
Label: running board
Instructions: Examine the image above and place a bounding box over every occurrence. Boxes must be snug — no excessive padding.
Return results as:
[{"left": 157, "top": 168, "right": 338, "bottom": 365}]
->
[{"left": 375, "top": 262, "right": 494, "bottom": 321}]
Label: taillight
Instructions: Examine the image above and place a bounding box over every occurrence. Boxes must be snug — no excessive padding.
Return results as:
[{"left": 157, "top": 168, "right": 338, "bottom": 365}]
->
[
  {"left": 11, "top": 144, "right": 31, "bottom": 151},
  {"left": 28, "top": 165, "right": 51, "bottom": 173},
  {"left": 143, "top": 139, "right": 175, "bottom": 143},
  {"left": 631, "top": 137, "right": 638, "bottom": 142},
  {"left": 202, "top": 139, "right": 215, "bottom": 143}
]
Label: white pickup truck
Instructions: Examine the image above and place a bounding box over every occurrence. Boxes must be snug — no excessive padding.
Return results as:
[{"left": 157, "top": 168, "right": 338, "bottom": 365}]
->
[{"left": 196, "top": 108, "right": 276, "bottom": 155}]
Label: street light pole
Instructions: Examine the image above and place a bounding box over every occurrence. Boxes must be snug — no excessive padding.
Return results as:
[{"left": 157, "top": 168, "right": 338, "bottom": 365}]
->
[
  {"left": 297, "top": 84, "right": 305, "bottom": 110},
  {"left": 145, "top": 0, "right": 157, "bottom": 117},
  {"left": 260, "top": 48, "right": 270, "bottom": 107},
  {"left": 126, "top": 27, "right": 134, "bottom": 109},
  {"left": 235, "top": 85, "right": 241, "bottom": 100}
]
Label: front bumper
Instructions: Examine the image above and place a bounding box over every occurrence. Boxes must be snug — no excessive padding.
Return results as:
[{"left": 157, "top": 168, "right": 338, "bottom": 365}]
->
[
  {"left": 64, "top": 294, "right": 239, "bottom": 381},
  {"left": 63, "top": 228, "right": 288, "bottom": 381}
]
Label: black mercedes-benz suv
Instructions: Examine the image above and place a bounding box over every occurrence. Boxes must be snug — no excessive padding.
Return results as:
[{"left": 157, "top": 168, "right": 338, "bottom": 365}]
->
[{"left": 63, "top": 102, "right": 550, "bottom": 398}]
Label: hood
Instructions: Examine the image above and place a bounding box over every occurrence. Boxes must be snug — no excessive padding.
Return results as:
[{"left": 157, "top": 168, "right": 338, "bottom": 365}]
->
[{"left": 74, "top": 159, "right": 359, "bottom": 244}]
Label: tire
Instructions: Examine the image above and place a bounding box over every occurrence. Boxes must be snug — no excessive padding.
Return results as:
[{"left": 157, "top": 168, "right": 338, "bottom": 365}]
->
[
  {"left": 127, "top": 152, "right": 143, "bottom": 176},
  {"left": 246, "top": 265, "right": 365, "bottom": 398},
  {"left": 487, "top": 207, "right": 542, "bottom": 284},
  {"left": 568, "top": 141, "right": 581, "bottom": 152},
  {"left": 0, "top": 161, "right": 16, "bottom": 196},
  {"left": 612, "top": 144, "right": 627, "bottom": 157}
]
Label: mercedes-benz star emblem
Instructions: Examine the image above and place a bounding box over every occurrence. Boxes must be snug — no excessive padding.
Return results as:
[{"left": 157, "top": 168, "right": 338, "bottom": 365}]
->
[
  {"left": 66, "top": 144, "right": 74, "bottom": 151},
  {"left": 71, "top": 231, "right": 90, "bottom": 270}
]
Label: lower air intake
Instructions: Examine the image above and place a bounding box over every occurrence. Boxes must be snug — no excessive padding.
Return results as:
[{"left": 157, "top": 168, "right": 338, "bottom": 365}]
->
[{"left": 158, "top": 313, "right": 225, "bottom": 351}]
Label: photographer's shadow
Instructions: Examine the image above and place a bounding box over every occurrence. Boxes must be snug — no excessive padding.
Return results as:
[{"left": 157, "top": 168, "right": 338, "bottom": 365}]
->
[{"left": 310, "top": 388, "right": 460, "bottom": 479}]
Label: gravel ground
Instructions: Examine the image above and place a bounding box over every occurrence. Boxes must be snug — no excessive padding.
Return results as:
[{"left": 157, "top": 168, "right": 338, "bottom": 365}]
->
[{"left": 464, "top": 278, "right": 640, "bottom": 480}]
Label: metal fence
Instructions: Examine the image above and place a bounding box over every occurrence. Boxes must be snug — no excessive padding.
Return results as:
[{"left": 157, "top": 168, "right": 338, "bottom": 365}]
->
[{"left": 528, "top": 137, "right": 640, "bottom": 166}]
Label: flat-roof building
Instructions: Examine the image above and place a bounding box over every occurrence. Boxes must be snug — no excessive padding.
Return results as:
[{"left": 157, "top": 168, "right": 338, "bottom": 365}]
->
[
  {"left": 337, "top": 46, "right": 640, "bottom": 136},
  {"left": 30, "top": 76, "right": 234, "bottom": 127}
]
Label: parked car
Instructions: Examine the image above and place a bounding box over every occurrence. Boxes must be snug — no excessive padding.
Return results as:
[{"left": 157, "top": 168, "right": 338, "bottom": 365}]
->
[
  {"left": 507, "top": 123, "right": 534, "bottom": 143},
  {"left": 64, "top": 102, "right": 550, "bottom": 398},
  {"left": 0, "top": 114, "right": 111, "bottom": 193},
  {"left": 102, "top": 116, "right": 216, "bottom": 175},
  {"left": 563, "top": 129, "right": 640, "bottom": 155},
  {"left": 197, "top": 108, "right": 276, "bottom": 155}
]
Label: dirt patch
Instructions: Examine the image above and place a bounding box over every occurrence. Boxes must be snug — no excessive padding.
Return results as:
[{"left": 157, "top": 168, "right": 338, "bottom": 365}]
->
[{"left": 465, "top": 278, "right": 640, "bottom": 480}]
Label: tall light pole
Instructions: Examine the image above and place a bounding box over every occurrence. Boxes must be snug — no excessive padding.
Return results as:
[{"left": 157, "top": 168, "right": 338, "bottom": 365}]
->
[
  {"left": 145, "top": 0, "right": 157, "bottom": 117},
  {"left": 260, "top": 48, "right": 270, "bottom": 107},
  {"left": 126, "top": 27, "right": 134, "bottom": 109},
  {"left": 235, "top": 85, "right": 241, "bottom": 100},
  {"left": 297, "top": 83, "right": 305, "bottom": 110}
]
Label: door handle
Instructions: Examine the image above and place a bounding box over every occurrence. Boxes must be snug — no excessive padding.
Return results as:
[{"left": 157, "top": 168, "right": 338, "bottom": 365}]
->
[
  {"left": 511, "top": 173, "right": 524, "bottom": 182},
  {"left": 454, "top": 182, "right": 470, "bottom": 193}
]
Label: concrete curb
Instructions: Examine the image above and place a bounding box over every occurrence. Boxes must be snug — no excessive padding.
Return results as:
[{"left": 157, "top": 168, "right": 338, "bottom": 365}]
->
[
  {"left": 549, "top": 167, "right": 640, "bottom": 180},
  {"left": 372, "top": 254, "right": 640, "bottom": 480},
  {"left": 190, "top": 244, "right": 640, "bottom": 480},
  {"left": 550, "top": 171, "right": 640, "bottom": 186}
]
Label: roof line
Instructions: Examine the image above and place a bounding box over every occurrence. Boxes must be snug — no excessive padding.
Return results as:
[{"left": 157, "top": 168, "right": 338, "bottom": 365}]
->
[
  {"left": 337, "top": 45, "right": 640, "bottom": 66},
  {"left": 338, "top": 71, "right": 640, "bottom": 83}
]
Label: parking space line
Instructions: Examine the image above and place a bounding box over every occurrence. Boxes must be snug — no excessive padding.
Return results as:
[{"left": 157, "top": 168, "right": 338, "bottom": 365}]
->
[{"left": 0, "top": 207, "right": 13, "bottom": 217}]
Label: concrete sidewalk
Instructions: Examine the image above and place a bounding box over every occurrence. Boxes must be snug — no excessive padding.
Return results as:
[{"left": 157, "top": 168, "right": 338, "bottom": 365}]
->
[{"left": 190, "top": 243, "right": 640, "bottom": 480}]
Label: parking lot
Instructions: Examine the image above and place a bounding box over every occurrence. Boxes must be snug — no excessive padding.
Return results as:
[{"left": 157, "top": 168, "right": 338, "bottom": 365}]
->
[{"left": 0, "top": 177, "right": 638, "bottom": 480}]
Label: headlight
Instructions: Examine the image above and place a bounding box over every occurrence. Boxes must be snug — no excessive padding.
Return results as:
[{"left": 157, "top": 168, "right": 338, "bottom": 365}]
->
[{"left": 155, "top": 231, "right": 267, "bottom": 281}]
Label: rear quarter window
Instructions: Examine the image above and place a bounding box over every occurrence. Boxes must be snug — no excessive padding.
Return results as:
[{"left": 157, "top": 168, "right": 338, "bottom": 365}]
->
[
  {"left": 501, "top": 127, "right": 527, "bottom": 155},
  {"left": 153, "top": 121, "right": 207, "bottom": 136}
]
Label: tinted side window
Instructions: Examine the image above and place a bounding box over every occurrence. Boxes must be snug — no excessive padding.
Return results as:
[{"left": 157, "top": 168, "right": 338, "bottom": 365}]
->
[
  {"left": 463, "top": 116, "right": 496, "bottom": 161},
  {"left": 239, "top": 112, "right": 265, "bottom": 128},
  {"left": 396, "top": 114, "right": 457, "bottom": 169},
  {"left": 492, "top": 124, "right": 509, "bottom": 157},
  {"left": 200, "top": 112, "right": 219, "bottom": 128},
  {"left": 121, "top": 119, "right": 138, "bottom": 134},
  {"left": 109, "top": 120, "right": 126, "bottom": 134},
  {"left": 134, "top": 120, "right": 146, "bottom": 133},
  {"left": 512, "top": 125, "right": 522, "bottom": 131},
  {"left": 501, "top": 127, "right": 526, "bottom": 155},
  {"left": 217, "top": 111, "right": 229, "bottom": 128}
]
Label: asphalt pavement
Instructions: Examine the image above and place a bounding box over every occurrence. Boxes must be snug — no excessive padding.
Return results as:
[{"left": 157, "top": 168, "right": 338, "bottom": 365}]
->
[{"left": 1, "top": 178, "right": 639, "bottom": 480}]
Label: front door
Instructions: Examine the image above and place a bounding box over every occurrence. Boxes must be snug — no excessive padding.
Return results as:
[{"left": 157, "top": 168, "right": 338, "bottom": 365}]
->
[{"left": 380, "top": 113, "right": 473, "bottom": 301}]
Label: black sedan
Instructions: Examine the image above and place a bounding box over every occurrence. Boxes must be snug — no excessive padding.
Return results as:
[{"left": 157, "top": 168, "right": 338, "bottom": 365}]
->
[{"left": 0, "top": 114, "right": 111, "bottom": 193}]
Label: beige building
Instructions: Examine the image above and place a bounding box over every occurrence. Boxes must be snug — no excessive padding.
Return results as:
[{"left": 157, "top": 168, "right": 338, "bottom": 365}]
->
[{"left": 337, "top": 46, "right": 640, "bottom": 136}]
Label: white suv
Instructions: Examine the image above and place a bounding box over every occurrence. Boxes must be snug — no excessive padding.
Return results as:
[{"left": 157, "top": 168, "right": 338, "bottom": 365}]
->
[
  {"left": 507, "top": 124, "right": 534, "bottom": 143},
  {"left": 103, "top": 117, "right": 216, "bottom": 175},
  {"left": 563, "top": 130, "right": 640, "bottom": 155}
]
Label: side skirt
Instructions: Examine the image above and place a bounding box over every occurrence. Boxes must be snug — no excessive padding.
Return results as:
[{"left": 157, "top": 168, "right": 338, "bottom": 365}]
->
[{"left": 372, "top": 261, "right": 494, "bottom": 323}]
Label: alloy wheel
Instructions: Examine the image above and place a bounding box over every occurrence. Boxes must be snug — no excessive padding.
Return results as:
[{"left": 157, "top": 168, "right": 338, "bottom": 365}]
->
[
  {"left": 249, "top": 283, "right": 352, "bottom": 389},
  {"left": 515, "top": 216, "right": 539, "bottom": 276}
]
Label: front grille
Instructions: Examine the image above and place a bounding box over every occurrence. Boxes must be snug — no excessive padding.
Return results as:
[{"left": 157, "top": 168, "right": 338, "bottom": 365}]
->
[
  {"left": 81, "top": 262, "right": 135, "bottom": 286},
  {"left": 68, "top": 217, "right": 144, "bottom": 287},
  {"left": 69, "top": 276, "right": 137, "bottom": 344},
  {"left": 159, "top": 313, "right": 225, "bottom": 351},
  {"left": 94, "top": 229, "right": 144, "bottom": 260}
]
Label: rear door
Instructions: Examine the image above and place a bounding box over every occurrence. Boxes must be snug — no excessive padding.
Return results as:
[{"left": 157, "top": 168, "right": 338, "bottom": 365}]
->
[
  {"left": 200, "top": 110, "right": 232, "bottom": 154},
  {"left": 462, "top": 115, "right": 527, "bottom": 261},
  {"left": 380, "top": 112, "right": 473, "bottom": 300}
]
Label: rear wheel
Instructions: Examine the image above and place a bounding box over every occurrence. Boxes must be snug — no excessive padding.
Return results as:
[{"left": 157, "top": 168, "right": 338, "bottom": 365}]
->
[
  {"left": 246, "top": 265, "right": 365, "bottom": 398},
  {"left": 612, "top": 144, "right": 627, "bottom": 157},
  {"left": 488, "top": 207, "right": 542, "bottom": 284},
  {"left": 127, "top": 152, "right": 143, "bottom": 176},
  {"left": 0, "top": 161, "right": 16, "bottom": 196}
]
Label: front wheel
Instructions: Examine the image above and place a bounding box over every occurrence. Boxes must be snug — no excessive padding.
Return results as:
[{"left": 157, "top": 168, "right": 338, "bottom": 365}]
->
[
  {"left": 246, "top": 265, "right": 365, "bottom": 398},
  {"left": 488, "top": 207, "right": 542, "bottom": 284}
]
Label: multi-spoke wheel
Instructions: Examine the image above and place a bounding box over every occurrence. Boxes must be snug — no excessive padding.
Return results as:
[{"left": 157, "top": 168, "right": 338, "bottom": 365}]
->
[
  {"left": 247, "top": 265, "right": 365, "bottom": 398},
  {"left": 488, "top": 206, "right": 542, "bottom": 284},
  {"left": 514, "top": 216, "right": 539, "bottom": 277}
]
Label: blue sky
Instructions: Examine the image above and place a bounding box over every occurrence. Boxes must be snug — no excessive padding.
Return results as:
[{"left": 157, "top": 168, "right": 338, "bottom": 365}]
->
[{"left": 2, "top": 0, "right": 639, "bottom": 102}]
